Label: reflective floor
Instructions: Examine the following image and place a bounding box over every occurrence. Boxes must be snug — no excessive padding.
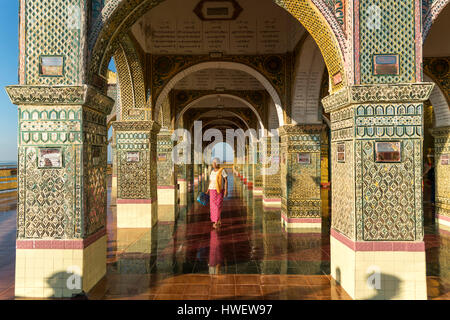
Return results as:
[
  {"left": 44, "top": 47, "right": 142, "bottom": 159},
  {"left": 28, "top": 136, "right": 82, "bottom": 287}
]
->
[{"left": 0, "top": 173, "right": 449, "bottom": 300}]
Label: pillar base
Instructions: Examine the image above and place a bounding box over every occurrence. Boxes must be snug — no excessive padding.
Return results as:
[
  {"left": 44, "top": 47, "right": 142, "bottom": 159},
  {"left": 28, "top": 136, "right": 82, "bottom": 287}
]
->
[
  {"left": 15, "top": 232, "right": 107, "bottom": 298},
  {"left": 281, "top": 213, "right": 321, "bottom": 232},
  {"left": 253, "top": 187, "right": 263, "bottom": 196},
  {"left": 111, "top": 175, "right": 117, "bottom": 205},
  {"left": 117, "top": 199, "right": 157, "bottom": 228},
  {"left": 158, "top": 205, "right": 178, "bottom": 222},
  {"left": 263, "top": 198, "right": 281, "bottom": 208},
  {"left": 157, "top": 187, "right": 177, "bottom": 206},
  {"left": 178, "top": 180, "right": 188, "bottom": 206},
  {"left": 330, "top": 230, "right": 427, "bottom": 300}
]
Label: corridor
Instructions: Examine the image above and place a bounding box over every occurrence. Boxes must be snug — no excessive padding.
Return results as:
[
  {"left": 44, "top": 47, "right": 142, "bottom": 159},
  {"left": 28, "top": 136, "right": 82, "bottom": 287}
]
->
[{"left": 0, "top": 171, "right": 449, "bottom": 300}]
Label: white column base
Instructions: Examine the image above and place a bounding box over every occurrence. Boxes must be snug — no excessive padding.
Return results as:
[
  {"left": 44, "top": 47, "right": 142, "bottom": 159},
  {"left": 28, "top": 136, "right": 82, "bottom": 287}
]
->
[
  {"left": 117, "top": 200, "right": 157, "bottom": 228},
  {"left": 330, "top": 230, "right": 427, "bottom": 300},
  {"left": 15, "top": 233, "right": 107, "bottom": 298}
]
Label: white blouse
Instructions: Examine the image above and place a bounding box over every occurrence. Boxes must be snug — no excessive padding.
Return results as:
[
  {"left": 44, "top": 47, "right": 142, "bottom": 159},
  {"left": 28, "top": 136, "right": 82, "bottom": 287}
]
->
[{"left": 208, "top": 169, "right": 228, "bottom": 190}]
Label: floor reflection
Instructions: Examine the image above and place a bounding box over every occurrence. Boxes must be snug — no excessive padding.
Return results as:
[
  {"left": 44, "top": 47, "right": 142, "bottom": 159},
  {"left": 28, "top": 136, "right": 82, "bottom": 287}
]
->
[{"left": 0, "top": 173, "right": 448, "bottom": 299}]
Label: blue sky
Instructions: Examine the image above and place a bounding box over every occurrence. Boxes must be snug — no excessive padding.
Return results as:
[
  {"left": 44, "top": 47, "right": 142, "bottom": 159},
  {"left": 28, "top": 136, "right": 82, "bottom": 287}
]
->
[{"left": 0, "top": 2, "right": 19, "bottom": 162}]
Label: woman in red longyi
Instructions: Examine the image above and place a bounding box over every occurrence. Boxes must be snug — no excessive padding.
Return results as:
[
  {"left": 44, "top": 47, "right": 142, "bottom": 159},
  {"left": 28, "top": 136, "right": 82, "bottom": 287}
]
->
[{"left": 206, "top": 158, "right": 228, "bottom": 229}]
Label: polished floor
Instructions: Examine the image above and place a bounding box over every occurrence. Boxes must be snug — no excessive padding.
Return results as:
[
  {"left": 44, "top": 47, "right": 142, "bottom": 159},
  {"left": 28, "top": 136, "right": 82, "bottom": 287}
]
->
[{"left": 0, "top": 173, "right": 449, "bottom": 300}]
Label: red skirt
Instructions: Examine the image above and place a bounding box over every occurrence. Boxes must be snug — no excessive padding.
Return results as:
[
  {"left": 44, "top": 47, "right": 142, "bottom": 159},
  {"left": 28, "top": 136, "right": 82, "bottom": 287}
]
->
[{"left": 210, "top": 190, "right": 224, "bottom": 223}]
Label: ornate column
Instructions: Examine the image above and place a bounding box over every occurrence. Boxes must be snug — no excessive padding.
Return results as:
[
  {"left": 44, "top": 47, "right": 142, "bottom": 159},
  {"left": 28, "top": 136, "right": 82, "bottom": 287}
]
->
[
  {"left": 113, "top": 121, "right": 160, "bottom": 228},
  {"left": 6, "top": 85, "right": 114, "bottom": 298},
  {"left": 177, "top": 164, "right": 188, "bottom": 207},
  {"left": 253, "top": 140, "right": 263, "bottom": 196},
  {"left": 432, "top": 127, "right": 450, "bottom": 229},
  {"left": 262, "top": 135, "right": 281, "bottom": 208},
  {"left": 279, "top": 124, "right": 323, "bottom": 231},
  {"left": 111, "top": 139, "right": 118, "bottom": 205},
  {"left": 245, "top": 143, "right": 253, "bottom": 189},
  {"left": 157, "top": 129, "right": 178, "bottom": 221},
  {"left": 323, "top": 83, "right": 434, "bottom": 300}
]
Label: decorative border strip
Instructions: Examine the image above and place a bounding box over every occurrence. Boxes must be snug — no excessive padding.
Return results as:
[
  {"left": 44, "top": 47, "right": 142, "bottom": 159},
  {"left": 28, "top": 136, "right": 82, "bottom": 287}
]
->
[
  {"left": 281, "top": 214, "right": 321, "bottom": 224},
  {"left": 6, "top": 85, "right": 114, "bottom": 115},
  {"left": 16, "top": 229, "right": 106, "bottom": 250},
  {"left": 117, "top": 199, "right": 153, "bottom": 204},
  {"left": 331, "top": 229, "right": 425, "bottom": 252},
  {"left": 263, "top": 198, "right": 282, "bottom": 202},
  {"left": 322, "top": 83, "right": 435, "bottom": 113},
  {"left": 157, "top": 186, "right": 176, "bottom": 189}
]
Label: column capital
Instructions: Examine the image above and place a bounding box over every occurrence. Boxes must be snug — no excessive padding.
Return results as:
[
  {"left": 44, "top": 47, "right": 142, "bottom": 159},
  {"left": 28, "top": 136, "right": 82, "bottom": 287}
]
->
[
  {"left": 322, "top": 83, "right": 435, "bottom": 113},
  {"left": 278, "top": 124, "right": 325, "bottom": 136},
  {"left": 6, "top": 85, "right": 115, "bottom": 115},
  {"left": 112, "top": 120, "right": 161, "bottom": 134}
]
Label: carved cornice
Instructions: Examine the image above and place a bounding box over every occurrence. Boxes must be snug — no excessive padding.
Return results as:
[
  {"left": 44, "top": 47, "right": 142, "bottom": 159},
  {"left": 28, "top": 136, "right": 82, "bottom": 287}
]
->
[
  {"left": 112, "top": 120, "right": 161, "bottom": 133},
  {"left": 431, "top": 126, "right": 450, "bottom": 138},
  {"left": 322, "top": 83, "right": 435, "bottom": 113},
  {"left": 278, "top": 124, "right": 325, "bottom": 136},
  {"left": 6, "top": 85, "right": 115, "bottom": 115}
]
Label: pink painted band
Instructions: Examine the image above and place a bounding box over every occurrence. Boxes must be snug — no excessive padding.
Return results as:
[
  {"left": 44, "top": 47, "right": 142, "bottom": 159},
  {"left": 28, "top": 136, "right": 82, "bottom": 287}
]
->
[
  {"left": 177, "top": 179, "right": 186, "bottom": 182},
  {"left": 281, "top": 215, "right": 321, "bottom": 224},
  {"left": 437, "top": 214, "right": 450, "bottom": 222},
  {"left": 117, "top": 199, "right": 153, "bottom": 204},
  {"left": 158, "top": 186, "right": 176, "bottom": 190},
  {"left": 17, "top": 228, "right": 106, "bottom": 250},
  {"left": 263, "top": 198, "right": 281, "bottom": 202},
  {"left": 331, "top": 229, "right": 425, "bottom": 252},
  {"left": 281, "top": 228, "right": 322, "bottom": 237}
]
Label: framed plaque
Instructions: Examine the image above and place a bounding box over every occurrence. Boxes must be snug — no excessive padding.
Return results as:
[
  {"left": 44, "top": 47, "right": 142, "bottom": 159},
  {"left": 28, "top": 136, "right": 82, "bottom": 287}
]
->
[
  {"left": 126, "top": 151, "right": 140, "bottom": 163},
  {"left": 375, "top": 141, "right": 402, "bottom": 163},
  {"left": 38, "top": 148, "right": 63, "bottom": 168},
  {"left": 297, "top": 153, "right": 311, "bottom": 164},
  {"left": 337, "top": 143, "right": 346, "bottom": 163},
  {"left": 441, "top": 154, "right": 449, "bottom": 166},
  {"left": 39, "top": 55, "right": 64, "bottom": 77}
]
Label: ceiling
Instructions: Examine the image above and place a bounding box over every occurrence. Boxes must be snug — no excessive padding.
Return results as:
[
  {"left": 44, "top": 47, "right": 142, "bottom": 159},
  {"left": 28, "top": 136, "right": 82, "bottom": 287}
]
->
[
  {"left": 174, "top": 69, "right": 264, "bottom": 90},
  {"left": 424, "top": 5, "right": 450, "bottom": 57},
  {"left": 131, "top": 0, "right": 306, "bottom": 55}
]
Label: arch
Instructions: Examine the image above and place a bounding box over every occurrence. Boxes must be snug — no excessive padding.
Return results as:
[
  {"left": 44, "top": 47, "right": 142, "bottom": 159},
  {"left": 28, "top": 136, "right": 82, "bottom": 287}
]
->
[
  {"left": 424, "top": 74, "right": 450, "bottom": 128},
  {"left": 188, "top": 110, "right": 258, "bottom": 143},
  {"left": 175, "top": 93, "right": 266, "bottom": 131},
  {"left": 291, "top": 35, "right": 326, "bottom": 124},
  {"left": 423, "top": 0, "right": 450, "bottom": 42},
  {"left": 200, "top": 119, "right": 250, "bottom": 132},
  {"left": 88, "top": 0, "right": 347, "bottom": 91},
  {"left": 113, "top": 35, "right": 147, "bottom": 121}
]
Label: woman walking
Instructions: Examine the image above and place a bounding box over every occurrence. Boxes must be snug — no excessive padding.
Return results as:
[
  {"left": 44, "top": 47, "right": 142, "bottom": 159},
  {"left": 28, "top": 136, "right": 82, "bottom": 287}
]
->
[{"left": 206, "top": 158, "right": 228, "bottom": 229}]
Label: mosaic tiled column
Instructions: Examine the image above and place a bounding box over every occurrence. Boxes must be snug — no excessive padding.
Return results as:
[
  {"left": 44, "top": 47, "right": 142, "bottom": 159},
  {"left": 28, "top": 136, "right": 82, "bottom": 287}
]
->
[
  {"left": 431, "top": 127, "right": 450, "bottom": 230},
  {"left": 6, "top": 85, "right": 114, "bottom": 298},
  {"left": 111, "top": 141, "right": 118, "bottom": 205},
  {"left": 323, "top": 83, "right": 434, "bottom": 300},
  {"left": 253, "top": 141, "right": 263, "bottom": 196},
  {"left": 279, "top": 125, "right": 323, "bottom": 232},
  {"left": 113, "top": 121, "right": 161, "bottom": 228},
  {"left": 177, "top": 164, "right": 188, "bottom": 207},
  {"left": 245, "top": 143, "right": 253, "bottom": 189},
  {"left": 157, "top": 129, "right": 178, "bottom": 222},
  {"left": 262, "top": 136, "right": 281, "bottom": 208}
]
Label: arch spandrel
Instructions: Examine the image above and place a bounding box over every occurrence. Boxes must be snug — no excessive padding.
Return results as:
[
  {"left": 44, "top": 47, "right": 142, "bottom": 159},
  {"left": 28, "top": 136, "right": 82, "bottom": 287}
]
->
[{"left": 88, "top": 0, "right": 348, "bottom": 92}]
